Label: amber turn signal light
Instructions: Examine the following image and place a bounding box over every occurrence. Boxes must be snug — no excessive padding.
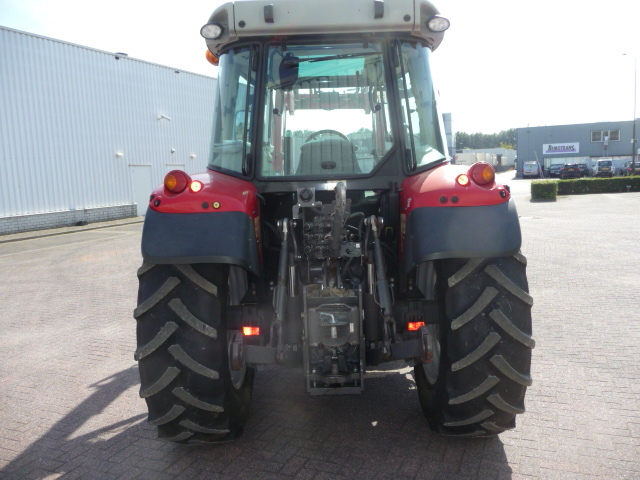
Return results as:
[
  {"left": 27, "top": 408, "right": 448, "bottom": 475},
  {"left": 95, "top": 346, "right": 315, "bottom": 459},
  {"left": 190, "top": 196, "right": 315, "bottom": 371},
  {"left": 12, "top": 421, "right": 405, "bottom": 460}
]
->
[
  {"left": 469, "top": 162, "right": 495, "bottom": 186},
  {"left": 206, "top": 50, "right": 219, "bottom": 66},
  {"left": 164, "top": 170, "right": 191, "bottom": 193}
]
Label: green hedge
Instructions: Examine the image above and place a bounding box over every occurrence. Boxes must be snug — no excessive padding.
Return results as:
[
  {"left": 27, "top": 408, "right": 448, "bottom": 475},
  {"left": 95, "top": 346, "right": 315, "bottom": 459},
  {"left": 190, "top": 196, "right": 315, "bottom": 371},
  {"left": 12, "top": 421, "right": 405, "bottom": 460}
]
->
[
  {"left": 531, "top": 180, "right": 558, "bottom": 200},
  {"left": 556, "top": 176, "right": 640, "bottom": 195}
]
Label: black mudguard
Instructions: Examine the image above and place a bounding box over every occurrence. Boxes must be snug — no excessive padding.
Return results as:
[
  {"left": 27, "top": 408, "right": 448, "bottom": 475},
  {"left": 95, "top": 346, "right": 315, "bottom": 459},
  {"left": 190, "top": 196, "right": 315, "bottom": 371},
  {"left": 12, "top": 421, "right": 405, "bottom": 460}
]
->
[
  {"left": 141, "top": 209, "right": 260, "bottom": 275},
  {"left": 402, "top": 199, "right": 521, "bottom": 272}
]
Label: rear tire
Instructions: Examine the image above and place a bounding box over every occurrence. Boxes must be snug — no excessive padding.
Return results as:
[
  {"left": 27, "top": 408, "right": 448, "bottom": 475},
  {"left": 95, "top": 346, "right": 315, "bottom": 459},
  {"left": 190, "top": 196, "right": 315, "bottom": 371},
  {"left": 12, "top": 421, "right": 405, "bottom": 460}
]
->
[
  {"left": 134, "top": 263, "right": 254, "bottom": 444},
  {"left": 415, "top": 254, "right": 534, "bottom": 437}
]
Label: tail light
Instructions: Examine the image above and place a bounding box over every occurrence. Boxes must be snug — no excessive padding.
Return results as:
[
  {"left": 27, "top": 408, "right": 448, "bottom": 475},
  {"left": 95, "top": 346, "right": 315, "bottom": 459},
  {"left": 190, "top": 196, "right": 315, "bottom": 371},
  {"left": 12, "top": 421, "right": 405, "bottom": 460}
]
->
[
  {"left": 242, "top": 326, "right": 260, "bottom": 336},
  {"left": 164, "top": 170, "right": 190, "bottom": 193},
  {"left": 456, "top": 174, "right": 470, "bottom": 186},
  {"left": 469, "top": 162, "right": 495, "bottom": 185},
  {"left": 407, "top": 321, "right": 425, "bottom": 331},
  {"left": 190, "top": 180, "right": 203, "bottom": 193}
]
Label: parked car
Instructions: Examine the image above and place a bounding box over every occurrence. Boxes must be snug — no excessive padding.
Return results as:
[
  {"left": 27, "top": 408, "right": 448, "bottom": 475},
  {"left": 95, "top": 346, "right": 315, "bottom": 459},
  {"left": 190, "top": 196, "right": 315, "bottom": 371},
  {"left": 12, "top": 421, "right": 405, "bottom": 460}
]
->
[
  {"left": 593, "top": 158, "right": 614, "bottom": 177},
  {"left": 548, "top": 164, "right": 563, "bottom": 178},
  {"left": 623, "top": 161, "right": 640, "bottom": 176},
  {"left": 523, "top": 161, "right": 541, "bottom": 178},
  {"left": 577, "top": 164, "right": 589, "bottom": 177},
  {"left": 560, "top": 163, "right": 581, "bottom": 179}
]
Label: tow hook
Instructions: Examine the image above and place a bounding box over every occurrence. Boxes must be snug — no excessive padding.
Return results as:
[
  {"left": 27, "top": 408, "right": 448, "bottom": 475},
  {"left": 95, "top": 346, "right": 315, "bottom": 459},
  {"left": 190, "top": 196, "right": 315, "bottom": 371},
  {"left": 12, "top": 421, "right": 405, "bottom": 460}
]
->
[
  {"left": 230, "top": 331, "right": 246, "bottom": 371},
  {"left": 419, "top": 325, "right": 433, "bottom": 363}
]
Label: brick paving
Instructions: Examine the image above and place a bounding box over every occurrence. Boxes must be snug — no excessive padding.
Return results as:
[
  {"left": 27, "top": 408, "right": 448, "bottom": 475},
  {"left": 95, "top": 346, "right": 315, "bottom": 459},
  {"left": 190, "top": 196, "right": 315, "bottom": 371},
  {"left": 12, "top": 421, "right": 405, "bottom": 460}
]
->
[{"left": 0, "top": 175, "right": 639, "bottom": 479}]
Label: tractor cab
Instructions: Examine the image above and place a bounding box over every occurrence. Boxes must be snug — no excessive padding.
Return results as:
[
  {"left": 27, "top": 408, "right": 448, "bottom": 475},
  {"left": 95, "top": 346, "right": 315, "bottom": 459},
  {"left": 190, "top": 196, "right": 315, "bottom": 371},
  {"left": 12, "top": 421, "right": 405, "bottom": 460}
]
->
[{"left": 203, "top": 0, "right": 450, "bottom": 192}]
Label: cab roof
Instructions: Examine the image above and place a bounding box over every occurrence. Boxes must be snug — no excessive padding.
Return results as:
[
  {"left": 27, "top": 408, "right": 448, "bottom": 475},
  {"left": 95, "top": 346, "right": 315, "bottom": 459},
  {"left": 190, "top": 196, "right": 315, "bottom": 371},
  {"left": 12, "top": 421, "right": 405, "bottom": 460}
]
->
[{"left": 203, "top": 0, "right": 447, "bottom": 56}]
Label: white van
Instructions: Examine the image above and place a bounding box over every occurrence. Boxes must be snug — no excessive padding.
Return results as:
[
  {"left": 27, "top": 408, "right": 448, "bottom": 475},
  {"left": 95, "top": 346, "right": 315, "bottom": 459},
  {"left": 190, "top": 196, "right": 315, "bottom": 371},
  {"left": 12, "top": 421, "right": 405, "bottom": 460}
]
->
[
  {"left": 522, "top": 161, "right": 541, "bottom": 178},
  {"left": 593, "top": 158, "right": 614, "bottom": 177}
]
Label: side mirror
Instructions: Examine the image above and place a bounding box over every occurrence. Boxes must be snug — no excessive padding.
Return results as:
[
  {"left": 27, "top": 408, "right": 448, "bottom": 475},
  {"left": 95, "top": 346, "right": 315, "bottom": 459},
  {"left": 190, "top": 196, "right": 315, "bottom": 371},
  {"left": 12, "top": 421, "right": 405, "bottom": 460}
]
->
[{"left": 278, "top": 52, "right": 299, "bottom": 90}]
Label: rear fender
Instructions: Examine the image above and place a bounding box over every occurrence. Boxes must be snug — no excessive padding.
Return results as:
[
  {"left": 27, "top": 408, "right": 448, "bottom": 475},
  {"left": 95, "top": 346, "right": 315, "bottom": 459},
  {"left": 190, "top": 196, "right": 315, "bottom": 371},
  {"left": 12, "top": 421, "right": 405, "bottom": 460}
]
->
[
  {"left": 141, "top": 171, "right": 261, "bottom": 275},
  {"left": 399, "top": 165, "right": 521, "bottom": 273}
]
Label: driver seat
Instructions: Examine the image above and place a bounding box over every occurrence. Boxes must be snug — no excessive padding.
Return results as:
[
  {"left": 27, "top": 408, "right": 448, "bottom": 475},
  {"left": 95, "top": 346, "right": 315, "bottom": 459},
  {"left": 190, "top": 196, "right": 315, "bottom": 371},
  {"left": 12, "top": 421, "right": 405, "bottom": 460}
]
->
[{"left": 296, "top": 138, "right": 361, "bottom": 175}]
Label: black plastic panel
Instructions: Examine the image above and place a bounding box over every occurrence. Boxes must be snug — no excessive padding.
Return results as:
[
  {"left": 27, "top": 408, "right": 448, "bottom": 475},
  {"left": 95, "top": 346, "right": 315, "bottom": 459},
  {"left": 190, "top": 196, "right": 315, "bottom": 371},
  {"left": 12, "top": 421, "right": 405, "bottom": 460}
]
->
[
  {"left": 402, "top": 200, "right": 522, "bottom": 272},
  {"left": 141, "top": 209, "right": 260, "bottom": 275}
]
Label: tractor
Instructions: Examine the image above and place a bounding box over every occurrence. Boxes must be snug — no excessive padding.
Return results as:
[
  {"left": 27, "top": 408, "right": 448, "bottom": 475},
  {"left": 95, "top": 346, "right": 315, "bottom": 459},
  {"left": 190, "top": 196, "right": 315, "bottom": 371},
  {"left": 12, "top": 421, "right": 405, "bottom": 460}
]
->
[{"left": 134, "top": 0, "right": 534, "bottom": 443}]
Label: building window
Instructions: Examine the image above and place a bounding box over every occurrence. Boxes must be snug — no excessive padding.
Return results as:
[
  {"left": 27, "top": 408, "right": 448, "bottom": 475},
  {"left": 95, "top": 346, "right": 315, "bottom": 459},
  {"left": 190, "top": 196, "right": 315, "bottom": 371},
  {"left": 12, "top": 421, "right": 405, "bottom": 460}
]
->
[{"left": 591, "top": 130, "right": 620, "bottom": 142}]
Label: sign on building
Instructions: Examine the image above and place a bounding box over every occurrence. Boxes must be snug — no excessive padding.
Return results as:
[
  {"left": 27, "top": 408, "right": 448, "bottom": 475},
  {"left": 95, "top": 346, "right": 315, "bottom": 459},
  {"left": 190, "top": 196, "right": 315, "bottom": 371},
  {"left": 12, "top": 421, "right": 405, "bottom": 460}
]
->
[{"left": 543, "top": 143, "right": 580, "bottom": 154}]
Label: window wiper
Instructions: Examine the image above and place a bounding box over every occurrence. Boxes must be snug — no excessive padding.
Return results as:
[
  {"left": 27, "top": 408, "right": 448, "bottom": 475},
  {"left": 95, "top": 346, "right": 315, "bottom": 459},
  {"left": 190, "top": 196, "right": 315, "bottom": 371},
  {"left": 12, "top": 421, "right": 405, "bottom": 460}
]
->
[{"left": 283, "top": 52, "right": 380, "bottom": 67}]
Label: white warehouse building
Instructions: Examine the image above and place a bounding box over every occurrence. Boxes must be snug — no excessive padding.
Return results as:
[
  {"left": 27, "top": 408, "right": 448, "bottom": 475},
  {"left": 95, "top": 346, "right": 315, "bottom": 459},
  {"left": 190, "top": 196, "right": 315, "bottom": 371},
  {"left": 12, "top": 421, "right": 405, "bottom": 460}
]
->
[
  {"left": 0, "top": 26, "right": 216, "bottom": 235},
  {"left": 453, "top": 148, "right": 516, "bottom": 170}
]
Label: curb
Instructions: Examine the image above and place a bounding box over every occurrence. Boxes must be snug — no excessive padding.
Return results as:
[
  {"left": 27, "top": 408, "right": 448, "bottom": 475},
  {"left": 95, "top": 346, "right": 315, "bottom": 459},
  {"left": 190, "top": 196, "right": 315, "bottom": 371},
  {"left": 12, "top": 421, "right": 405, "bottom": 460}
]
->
[{"left": 0, "top": 218, "right": 144, "bottom": 245}]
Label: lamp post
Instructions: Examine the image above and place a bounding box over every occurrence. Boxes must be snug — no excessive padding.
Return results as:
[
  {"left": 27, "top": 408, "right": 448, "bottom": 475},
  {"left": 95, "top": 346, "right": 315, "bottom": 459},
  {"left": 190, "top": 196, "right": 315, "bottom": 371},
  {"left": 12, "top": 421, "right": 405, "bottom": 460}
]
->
[{"left": 623, "top": 53, "right": 637, "bottom": 166}]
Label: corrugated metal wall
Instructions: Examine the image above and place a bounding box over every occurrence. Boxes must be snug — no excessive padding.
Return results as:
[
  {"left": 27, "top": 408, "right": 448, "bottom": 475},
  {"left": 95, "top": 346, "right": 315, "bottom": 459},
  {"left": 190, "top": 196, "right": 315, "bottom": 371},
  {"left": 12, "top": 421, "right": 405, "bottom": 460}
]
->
[{"left": 0, "top": 26, "right": 215, "bottom": 218}]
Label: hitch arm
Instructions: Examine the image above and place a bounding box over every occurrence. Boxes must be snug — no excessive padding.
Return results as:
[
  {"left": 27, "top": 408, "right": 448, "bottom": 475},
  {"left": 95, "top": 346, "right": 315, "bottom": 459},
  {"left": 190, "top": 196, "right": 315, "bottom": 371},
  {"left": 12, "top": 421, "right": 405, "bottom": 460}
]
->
[
  {"left": 269, "top": 218, "right": 290, "bottom": 363},
  {"left": 369, "top": 215, "right": 396, "bottom": 357}
]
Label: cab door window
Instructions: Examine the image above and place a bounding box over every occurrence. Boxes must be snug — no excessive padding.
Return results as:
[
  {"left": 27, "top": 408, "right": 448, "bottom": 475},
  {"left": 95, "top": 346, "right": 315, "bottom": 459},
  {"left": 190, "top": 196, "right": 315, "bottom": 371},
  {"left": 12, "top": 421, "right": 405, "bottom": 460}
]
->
[
  {"left": 396, "top": 42, "right": 446, "bottom": 170},
  {"left": 208, "top": 47, "right": 255, "bottom": 175}
]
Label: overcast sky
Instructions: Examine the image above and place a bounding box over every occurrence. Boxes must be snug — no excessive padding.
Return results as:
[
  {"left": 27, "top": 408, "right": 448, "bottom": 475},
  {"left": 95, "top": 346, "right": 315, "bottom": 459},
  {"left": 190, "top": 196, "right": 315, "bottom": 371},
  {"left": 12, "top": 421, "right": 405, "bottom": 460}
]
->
[{"left": 1, "top": 0, "right": 639, "bottom": 134}]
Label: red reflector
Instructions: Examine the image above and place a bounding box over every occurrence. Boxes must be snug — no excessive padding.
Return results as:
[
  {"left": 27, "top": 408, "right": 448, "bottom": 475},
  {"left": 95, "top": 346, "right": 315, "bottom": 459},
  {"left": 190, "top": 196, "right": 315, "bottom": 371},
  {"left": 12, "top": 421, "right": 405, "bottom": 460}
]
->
[
  {"left": 407, "top": 321, "right": 425, "bottom": 331},
  {"left": 242, "top": 326, "right": 260, "bottom": 336}
]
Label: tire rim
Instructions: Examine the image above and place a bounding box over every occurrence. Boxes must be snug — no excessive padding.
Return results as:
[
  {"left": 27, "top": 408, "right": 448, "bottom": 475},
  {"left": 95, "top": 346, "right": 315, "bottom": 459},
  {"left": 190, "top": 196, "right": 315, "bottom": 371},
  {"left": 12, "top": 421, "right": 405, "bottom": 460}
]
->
[
  {"left": 227, "top": 331, "right": 247, "bottom": 390},
  {"left": 421, "top": 324, "right": 441, "bottom": 386}
]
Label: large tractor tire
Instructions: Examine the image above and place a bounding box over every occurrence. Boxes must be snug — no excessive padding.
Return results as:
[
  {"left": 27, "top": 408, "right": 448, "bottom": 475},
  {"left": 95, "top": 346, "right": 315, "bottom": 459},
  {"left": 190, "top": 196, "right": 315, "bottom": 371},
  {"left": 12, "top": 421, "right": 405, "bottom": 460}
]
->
[
  {"left": 134, "top": 263, "right": 254, "bottom": 444},
  {"left": 415, "top": 254, "right": 534, "bottom": 437}
]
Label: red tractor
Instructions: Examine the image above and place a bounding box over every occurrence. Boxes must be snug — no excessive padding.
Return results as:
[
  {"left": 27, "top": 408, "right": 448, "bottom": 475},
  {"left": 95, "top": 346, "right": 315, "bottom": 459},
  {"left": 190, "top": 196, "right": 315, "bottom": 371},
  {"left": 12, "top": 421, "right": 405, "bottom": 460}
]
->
[{"left": 134, "top": 0, "right": 534, "bottom": 443}]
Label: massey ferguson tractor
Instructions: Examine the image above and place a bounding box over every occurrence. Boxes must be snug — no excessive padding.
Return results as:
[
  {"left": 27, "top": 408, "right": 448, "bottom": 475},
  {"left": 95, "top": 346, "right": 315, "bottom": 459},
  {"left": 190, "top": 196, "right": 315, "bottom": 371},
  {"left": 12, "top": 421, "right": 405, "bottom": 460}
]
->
[{"left": 134, "top": 0, "right": 534, "bottom": 443}]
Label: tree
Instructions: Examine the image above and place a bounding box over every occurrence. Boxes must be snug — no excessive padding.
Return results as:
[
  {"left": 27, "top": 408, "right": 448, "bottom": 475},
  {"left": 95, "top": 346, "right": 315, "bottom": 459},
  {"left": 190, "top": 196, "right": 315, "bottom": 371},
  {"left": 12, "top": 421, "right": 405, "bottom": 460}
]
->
[{"left": 455, "top": 129, "right": 517, "bottom": 150}]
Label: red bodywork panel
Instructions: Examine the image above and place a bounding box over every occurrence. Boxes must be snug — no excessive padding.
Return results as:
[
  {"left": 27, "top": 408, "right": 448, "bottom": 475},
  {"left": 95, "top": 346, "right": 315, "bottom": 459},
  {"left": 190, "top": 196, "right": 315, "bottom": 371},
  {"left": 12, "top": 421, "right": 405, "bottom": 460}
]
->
[
  {"left": 150, "top": 170, "right": 259, "bottom": 215},
  {"left": 399, "top": 163, "right": 509, "bottom": 213},
  {"left": 148, "top": 170, "right": 262, "bottom": 265},
  {"left": 399, "top": 163, "right": 511, "bottom": 261}
]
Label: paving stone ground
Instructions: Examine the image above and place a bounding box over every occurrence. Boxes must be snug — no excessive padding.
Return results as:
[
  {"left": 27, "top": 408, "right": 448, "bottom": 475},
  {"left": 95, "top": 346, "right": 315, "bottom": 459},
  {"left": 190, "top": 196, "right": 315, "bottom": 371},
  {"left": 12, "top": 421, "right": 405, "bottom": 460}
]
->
[{"left": 0, "top": 173, "right": 639, "bottom": 479}]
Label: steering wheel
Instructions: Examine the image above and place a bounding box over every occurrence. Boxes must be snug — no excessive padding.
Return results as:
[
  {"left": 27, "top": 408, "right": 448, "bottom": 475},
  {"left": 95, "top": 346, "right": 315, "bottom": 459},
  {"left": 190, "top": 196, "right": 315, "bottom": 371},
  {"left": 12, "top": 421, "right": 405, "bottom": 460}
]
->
[{"left": 305, "top": 129, "right": 350, "bottom": 143}]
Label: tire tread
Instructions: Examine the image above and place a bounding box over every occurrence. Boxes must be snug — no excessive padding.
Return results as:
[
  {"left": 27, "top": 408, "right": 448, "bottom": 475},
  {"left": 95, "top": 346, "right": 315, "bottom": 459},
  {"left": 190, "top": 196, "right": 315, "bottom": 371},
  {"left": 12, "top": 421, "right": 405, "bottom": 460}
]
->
[
  {"left": 168, "top": 298, "right": 218, "bottom": 339},
  {"left": 168, "top": 344, "right": 220, "bottom": 379},
  {"left": 139, "top": 367, "right": 181, "bottom": 398},
  {"left": 451, "top": 332, "right": 501, "bottom": 372},
  {"left": 134, "top": 277, "right": 180, "bottom": 318},
  {"left": 172, "top": 387, "right": 224, "bottom": 413}
]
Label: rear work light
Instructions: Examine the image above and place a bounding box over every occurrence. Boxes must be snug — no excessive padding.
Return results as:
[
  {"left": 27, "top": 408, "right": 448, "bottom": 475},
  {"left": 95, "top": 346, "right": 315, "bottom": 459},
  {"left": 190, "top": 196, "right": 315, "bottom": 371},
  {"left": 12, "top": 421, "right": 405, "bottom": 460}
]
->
[
  {"left": 243, "top": 326, "right": 260, "bottom": 336},
  {"left": 164, "top": 170, "right": 191, "bottom": 193},
  {"left": 426, "top": 16, "right": 450, "bottom": 32},
  {"left": 200, "top": 23, "right": 224, "bottom": 40},
  {"left": 469, "top": 162, "right": 496, "bottom": 186}
]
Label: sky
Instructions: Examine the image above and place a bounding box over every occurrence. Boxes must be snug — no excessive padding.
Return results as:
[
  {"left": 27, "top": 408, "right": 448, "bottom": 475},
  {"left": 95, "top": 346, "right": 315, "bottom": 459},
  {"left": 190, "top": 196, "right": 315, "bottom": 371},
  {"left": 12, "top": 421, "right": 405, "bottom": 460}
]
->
[{"left": 1, "top": 0, "right": 639, "bottom": 134}]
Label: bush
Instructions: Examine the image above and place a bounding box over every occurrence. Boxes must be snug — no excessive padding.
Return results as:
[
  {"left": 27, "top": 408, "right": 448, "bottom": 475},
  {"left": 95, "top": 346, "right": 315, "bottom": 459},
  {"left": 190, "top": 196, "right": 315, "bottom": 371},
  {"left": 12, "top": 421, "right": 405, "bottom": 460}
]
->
[
  {"left": 556, "top": 176, "right": 640, "bottom": 195},
  {"left": 531, "top": 180, "right": 558, "bottom": 200}
]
